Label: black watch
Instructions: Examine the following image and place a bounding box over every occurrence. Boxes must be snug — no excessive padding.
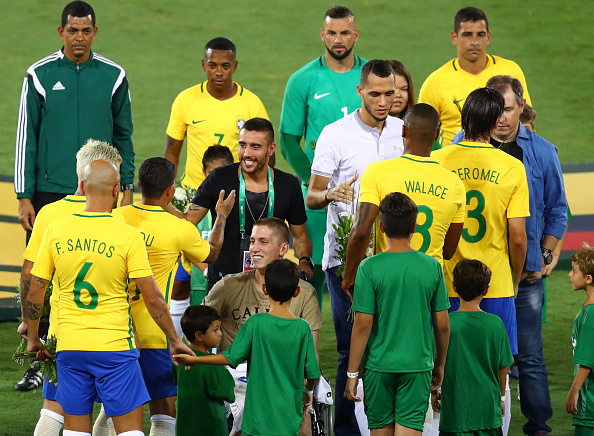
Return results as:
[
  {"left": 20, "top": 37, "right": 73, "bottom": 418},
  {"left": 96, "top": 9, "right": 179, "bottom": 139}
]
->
[
  {"left": 120, "top": 183, "right": 134, "bottom": 192},
  {"left": 541, "top": 248, "right": 553, "bottom": 265},
  {"left": 299, "top": 256, "right": 315, "bottom": 270}
]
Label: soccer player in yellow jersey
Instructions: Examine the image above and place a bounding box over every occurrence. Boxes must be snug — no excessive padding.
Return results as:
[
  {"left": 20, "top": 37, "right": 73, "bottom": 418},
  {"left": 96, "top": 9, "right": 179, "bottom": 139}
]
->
[
  {"left": 164, "top": 37, "right": 269, "bottom": 189},
  {"left": 342, "top": 103, "right": 465, "bottom": 294},
  {"left": 114, "top": 157, "right": 234, "bottom": 435},
  {"left": 17, "top": 139, "right": 122, "bottom": 436},
  {"left": 418, "top": 7, "right": 531, "bottom": 148},
  {"left": 433, "top": 87, "right": 528, "bottom": 361},
  {"left": 24, "top": 160, "right": 193, "bottom": 436}
]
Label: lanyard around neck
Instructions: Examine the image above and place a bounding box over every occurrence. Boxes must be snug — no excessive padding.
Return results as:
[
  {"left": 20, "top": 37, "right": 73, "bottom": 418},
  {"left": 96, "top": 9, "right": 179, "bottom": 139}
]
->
[{"left": 239, "top": 166, "right": 274, "bottom": 236}]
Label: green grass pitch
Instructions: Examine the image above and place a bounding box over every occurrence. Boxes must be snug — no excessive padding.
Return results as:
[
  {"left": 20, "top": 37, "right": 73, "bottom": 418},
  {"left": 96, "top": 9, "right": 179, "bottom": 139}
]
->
[{"left": 1, "top": 0, "right": 592, "bottom": 434}]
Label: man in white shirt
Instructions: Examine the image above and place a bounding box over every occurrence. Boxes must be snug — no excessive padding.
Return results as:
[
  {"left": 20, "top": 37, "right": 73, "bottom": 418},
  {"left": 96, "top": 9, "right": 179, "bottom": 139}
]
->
[{"left": 306, "top": 59, "right": 403, "bottom": 434}]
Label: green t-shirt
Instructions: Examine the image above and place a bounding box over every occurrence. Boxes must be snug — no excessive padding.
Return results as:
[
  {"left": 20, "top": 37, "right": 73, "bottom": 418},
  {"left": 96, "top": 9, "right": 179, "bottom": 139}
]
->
[
  {"left": 173, "top": 350, "right": 235, "bottom": 436},
  {"left": 439, "top": 311, "right": 514, "bottom": 433},
  {"left": 572, "top": 304, "right": 594, "bottom": 427},
  {"left": 222, "top": 313, "right": 321, "bottom": 436},
  {"left": 352, "top": 251, "right": 450, "bottom": 372},
  {"left": 279, "top": 55, "right": 366, "bottom": 163}
]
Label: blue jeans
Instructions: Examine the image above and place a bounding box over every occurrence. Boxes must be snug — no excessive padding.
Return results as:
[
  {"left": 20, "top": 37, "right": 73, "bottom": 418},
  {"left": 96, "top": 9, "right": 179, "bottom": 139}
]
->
[
  {"left": 326, "top": 267, "right": 360, "bottom": 436},
  {"left": 515, "top": 278, "right": 553, "bottom": 434}
]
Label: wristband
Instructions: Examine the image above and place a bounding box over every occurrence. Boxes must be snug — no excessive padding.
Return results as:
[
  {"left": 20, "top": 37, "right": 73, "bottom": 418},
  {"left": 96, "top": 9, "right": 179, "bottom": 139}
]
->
[
  {"left": 120, "top": 183, "right": 134, "bottom": 192},
  {"left": 500, "top": 395, "right": 506, "bottom": 402},
  {"left": 303, "top": 386, "right": 314, "bottom": 395},
  {"left": 347, "top": 371, "right": 359, "bottom": 379},
  {"left": 572, "top": 385, "right": 581, "bottom": 391}
]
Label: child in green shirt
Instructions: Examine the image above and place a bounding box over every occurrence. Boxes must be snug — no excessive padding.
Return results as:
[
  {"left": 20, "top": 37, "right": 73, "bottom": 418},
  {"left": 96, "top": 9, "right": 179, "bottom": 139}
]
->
[
  {"left": 566, "top": 247, "right": 594, "bottom": 435},
  {"left": 433, "top": 258, "right": 513, "bottom": 436},
  {"left": 174, "top": 258, "right": 320, "bottom": 436},
  {"left": 345, "top": 192, "right": 451, "bottom": 433},
  {"left": 173, "top": 305, "right": 235, "bottom": 436}
]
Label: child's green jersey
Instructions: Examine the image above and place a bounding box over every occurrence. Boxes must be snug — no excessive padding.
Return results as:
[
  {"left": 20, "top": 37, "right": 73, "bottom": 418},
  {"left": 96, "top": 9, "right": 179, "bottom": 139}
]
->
[
  {"left": 353, "top": 251, "right": 450, "bottom": 372},
  {"left": 223, "top": 313, "right": 321, "bottom": 436},
  {"left": 173, "top": 350, "right": 235, "bottom": 436},
  {"left": 572, "top": 304, "right": 594, "bottom": 427},
  {"left": 440, "top": 311, "right": 513, "bottom": 433}
]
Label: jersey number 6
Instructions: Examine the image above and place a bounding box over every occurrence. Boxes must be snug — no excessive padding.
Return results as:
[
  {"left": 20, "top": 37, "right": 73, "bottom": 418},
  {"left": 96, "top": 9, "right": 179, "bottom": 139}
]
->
[{"left": 73, "top": 262, "right": 99, "bottom": 310}]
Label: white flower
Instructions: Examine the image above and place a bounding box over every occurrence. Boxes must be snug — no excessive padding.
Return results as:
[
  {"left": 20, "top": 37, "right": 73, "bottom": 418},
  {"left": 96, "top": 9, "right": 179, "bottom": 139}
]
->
[
  {"left": 174, "top": 187, "right": 186, "bottom": 201},
  {"left": 339, "top": 211, "right": 354, "bottom": 220}
]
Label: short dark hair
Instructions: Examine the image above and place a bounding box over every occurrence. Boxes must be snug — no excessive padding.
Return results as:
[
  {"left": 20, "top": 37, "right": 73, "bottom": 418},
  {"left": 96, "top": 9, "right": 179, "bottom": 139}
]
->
[
  {"left": 454, "top": 7, "right": 489, "bottom": 33},
  {"left": 62, "top": 1, "right": 95, "bottom": 27},
  {"left": 519, "top": 104, "right": 536, "bottom": 129},
  {"left": 378, "top": 192, "right": 417, "bottom": 239},
  {"left": 572, "top": 248, "right": 594, "bottom": 279},
  {"left": 453, "top": 259, "right": 492, "bottom": 301},
  {"left": 361, "top": 59, "right": 394, "bottom": 87},
  {"left": 404, "top": 103, "right": 440, "bottom": 131},
  {"left": 264, "top": 259, "right": 299, "bottom": 303},
  {"left": 461, "top": 88, "right": 504, "bottom": 142},
  {"left": 324, "top": 5, "right": 355, "bottom": 20},
  {"left": 204, "top": 37, "right": 236, "bottom": 56},
  {"left": 202, "top": 145, "right": 233, "bottom": 171},
  {"left": 388, "top": 60, "right": 415, "bottom": 119},
  {"left": 138, "top": 157, "right": 176, "bottom": 199},
  {"left": 181, "top": 305, "right": 221, "bottom": 342},
  {"left": 241, "top": 117, "right": 275, "bottom": 144},
  {"left": 253, "top": 217, "right": 290, "bottom": 244},
  {"left": 486, "top": 75, "right": 524, "bottom": 106}
]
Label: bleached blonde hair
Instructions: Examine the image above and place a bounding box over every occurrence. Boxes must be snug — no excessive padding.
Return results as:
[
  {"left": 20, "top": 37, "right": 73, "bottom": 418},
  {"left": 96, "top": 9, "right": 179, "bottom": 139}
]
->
[{"left": 76, "top": 139, "right": 122, "bottom": 181}]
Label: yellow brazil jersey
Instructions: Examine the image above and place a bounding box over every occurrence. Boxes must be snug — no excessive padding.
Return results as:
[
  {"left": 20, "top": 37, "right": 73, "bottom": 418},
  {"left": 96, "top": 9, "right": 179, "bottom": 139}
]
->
[
  {"left": 432, "top": 142, "right": 530, "bottom": 298},
  {"left": 359, "top": 155, "right": 466, "bottom": 265},
  {"left": 31, "top": 212, "right": 153, "bottom": 352},
  {"left": 418, "top": 55, "right": 531, "bottom": 148},
  {"left": 114, "top": 203, "right": 211, "bottom": 348},
  {"left": 24, "top": 195, "right": 86, "bottom": 336},
  {"left": 166, "top": 81, "right": 269, "bottom": 188}
]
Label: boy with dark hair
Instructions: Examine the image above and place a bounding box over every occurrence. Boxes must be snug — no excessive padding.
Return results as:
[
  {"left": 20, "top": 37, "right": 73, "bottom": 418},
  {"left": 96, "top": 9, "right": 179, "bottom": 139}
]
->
[
  {"left": 345, "top": 192, "right": 450, "bottom": 434},
  {"left": 566, "top": 247, "right": 594, "bottom": 435},
  {"left": 433, "top": 258, "right": 513, "bottom": 435},
  {"left": 174, "top": 258, "right": 320, "bottom": 436},
  {"left": 520, "top": 104, "right": 536, "bottom": 132},
  {"left": 174, "top": 305, "right": 235, "bottom": 436}
]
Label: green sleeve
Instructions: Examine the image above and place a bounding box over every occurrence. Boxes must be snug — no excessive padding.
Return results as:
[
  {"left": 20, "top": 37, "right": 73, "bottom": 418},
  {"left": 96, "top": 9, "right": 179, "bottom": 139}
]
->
[
  {"left": 352, "top": 259, "right": 375, "bottom": 315},
  {"left": 574, "top": 311, "right": 594, "bottom": 368},
  {"left": 205, "top": 366, "right": 236, "bottom": 403},
  {"left": 430, "top": 262, "right": 450, "bottom": 312},
  {"left": 16, "top": 74, "right": 43, "bottom": 199},
  {"left": 304, "top": 326, "right": 321, "bottom": 380},
  {"left": 280, "top": 133, "right": 312, "bottom": 183},
  {"left": 111, "top": 76, "right": 135, "bottom": 185},
  {"left": 222, "top": 317, "right": 253, "bottom": 367}
]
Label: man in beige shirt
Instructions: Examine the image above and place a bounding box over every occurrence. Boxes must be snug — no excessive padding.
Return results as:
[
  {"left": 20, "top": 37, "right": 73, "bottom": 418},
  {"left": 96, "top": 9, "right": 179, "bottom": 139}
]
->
[{"left": 203, "top": 217, "right": 322, "bottom": 352}]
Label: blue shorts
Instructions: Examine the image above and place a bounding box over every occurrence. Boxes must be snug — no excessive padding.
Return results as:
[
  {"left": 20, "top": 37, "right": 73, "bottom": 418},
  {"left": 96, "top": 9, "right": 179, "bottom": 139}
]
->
[
  {"left": 42, "top": 377, "right": 58, "bottom": 401},
  {"left": 56, "top": 350, "right": 150, "bottom": 416},
  {"left": 138, "top": 348, "right": 177, "bottom": 400},
  {"left": 175, "top": 262, "right": 191, "bottom": 282},
  {"left": 449, "top": 296, "right": 518, "bottom": 355}
]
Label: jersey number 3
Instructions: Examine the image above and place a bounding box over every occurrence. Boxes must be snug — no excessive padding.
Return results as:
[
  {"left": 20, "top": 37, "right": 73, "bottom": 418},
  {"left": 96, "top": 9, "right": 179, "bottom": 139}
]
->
[
  {"left": 462, "top": 190, "right": 487, "bottom": 243},
  {"left": 73, "top": 262, "right": 99, "bottom": 310}
]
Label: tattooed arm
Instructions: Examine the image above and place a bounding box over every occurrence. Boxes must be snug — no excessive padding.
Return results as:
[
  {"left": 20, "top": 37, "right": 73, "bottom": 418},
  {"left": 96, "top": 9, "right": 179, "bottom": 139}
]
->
[
  {"left": 203, "top": 190, "right": 236, "bottom": 264},
  {"left": 135, "top": 275, "right": 195, "bottom": 362},
  {"left": 17, "top": 260, "right": 34, "bottom": 338},
  {"left": 342, "top": 202, "right": 379, "bottom": 298},
  {"left": 24, "top": 274, "right": 52, "bottom": 359},
  {"left": 290, "top": 222, "right": 313, "bottom": 280}
]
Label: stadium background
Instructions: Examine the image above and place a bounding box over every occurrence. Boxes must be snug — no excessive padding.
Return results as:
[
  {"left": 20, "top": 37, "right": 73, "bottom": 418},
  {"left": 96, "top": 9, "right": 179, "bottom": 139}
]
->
[{"left": 0, "top": 0, "right": 593, "bottom": 434}]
